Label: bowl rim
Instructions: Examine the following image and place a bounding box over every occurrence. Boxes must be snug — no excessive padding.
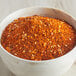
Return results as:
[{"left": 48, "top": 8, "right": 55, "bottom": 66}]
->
[{"left": 0, "top": 6, "right": 76, "bottom": 63}]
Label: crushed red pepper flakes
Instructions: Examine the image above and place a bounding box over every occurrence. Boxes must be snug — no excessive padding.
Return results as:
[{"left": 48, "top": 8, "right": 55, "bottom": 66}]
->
[{"left": 1, "top": 15, "right": 76, "bottom": 61}]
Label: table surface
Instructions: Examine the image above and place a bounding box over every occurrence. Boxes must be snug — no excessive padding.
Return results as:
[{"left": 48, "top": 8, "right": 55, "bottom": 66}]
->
[{"left": 0, "top": 0, "right": 76, "bottom": 76}]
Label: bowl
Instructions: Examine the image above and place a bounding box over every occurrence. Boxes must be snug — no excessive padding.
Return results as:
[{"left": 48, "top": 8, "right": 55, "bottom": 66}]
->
[{"left": 0, "top": 7, "right": 76, "bottom": 76}]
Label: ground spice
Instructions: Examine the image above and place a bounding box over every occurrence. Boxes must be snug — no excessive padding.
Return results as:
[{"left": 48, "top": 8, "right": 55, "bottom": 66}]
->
[{"left": 1, "top": 15, "right": 76, "bottom": 61}]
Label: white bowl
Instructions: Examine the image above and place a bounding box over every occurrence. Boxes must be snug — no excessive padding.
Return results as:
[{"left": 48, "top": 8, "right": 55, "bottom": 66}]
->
[{"left": 0, "top": 7, "right": 76, "bottom": 76}]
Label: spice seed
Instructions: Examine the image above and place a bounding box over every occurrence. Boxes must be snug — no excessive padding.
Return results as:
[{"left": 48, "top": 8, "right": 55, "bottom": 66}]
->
[
  {"left": 24, "top": 33, "right": 27, "bottom": 36},
  {"left": 35, "top": 42, "right": 37, "bottom": 44},
  {"left": 44, "top": 42, "right": 47, "bottom": 47},
  {"left": 54, "top": 51, "right": 56, "bottom": 54},
  {"left": 51, "top": 32, "right": 53, "bottom": 35},
  {"left": 29, "top": 50, "right": 32, "bottom": 52},
  {"left": 50, "top": 50, "right": 53, "bottom": 52},
  {"left": 31, "top": 54, "right": 35, "bottom": 59},
  {"left": 65, "top": 45, "right": 68, "bottom": 47},
  {"left": 22, "top": 50, "right": 26, "bottom": 53},
  {"left": 34, "top": 34, "right": 37, "bottom": 37},
  {"left": 69, "top": 38, "right": 71, "bottom": 40},
  {"left": 14, "top": 53, "right": 17, "bottom": 55},
  {"left": 57, "top": 44, "right": 60, "bottom": 47}
]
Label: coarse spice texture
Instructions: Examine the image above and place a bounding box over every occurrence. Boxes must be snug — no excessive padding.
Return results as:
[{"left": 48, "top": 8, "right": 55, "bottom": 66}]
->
[{"left": 1, "top": 15, "right": 76, "bottom": 61}]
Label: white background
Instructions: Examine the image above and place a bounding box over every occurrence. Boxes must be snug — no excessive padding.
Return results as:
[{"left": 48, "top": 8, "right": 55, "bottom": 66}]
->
[{"left": 0, "top": 0, "right": 76, "bottom": 76}]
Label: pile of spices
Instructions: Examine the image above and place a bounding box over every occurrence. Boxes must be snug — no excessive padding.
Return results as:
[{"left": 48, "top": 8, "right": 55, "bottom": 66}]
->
[{"left": 1, "top": 15, "right": 76, "bottom": 61}]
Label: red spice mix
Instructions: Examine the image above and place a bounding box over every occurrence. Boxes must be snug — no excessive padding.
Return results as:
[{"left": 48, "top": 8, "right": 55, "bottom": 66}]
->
[{"left": 1, "top": 15, "right": 76, "bottom": 61}]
